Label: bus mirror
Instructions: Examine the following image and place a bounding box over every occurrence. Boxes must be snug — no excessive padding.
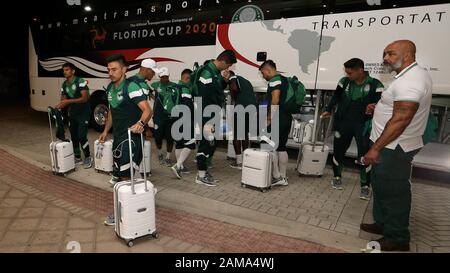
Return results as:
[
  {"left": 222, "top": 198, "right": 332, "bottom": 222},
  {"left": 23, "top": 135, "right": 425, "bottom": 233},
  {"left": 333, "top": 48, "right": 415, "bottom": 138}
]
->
[{"left": 257, "top": 52, "right": 267, "bottom": 62}]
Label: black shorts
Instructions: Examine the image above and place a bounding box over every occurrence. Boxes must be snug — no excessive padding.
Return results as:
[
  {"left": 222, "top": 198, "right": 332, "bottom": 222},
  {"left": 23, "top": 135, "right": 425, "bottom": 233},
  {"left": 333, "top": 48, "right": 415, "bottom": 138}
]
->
[
  {"left": 175, "top": 139, "right": 196, "bottom": 150},
  {"left": 154, "top": 118, "right": 175, "bottom": 145},
  {"left": 173, "top": 116, "right": 196, "bottom": 150},
  {"left": 265, "top": 112, "right": 291, "bottom": 152},
  {"left": 112, "top": 134, "right": 142, "bottom": 178}
]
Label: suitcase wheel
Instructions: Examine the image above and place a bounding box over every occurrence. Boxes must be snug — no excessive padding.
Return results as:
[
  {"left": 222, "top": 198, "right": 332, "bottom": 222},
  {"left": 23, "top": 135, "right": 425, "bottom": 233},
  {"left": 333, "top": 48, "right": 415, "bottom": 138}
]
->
[
  {"left": 126, "top": 240, "right": 134, "bottom": 247},
  {"left": 151, "top": 231, "right": 159, "bottom": 239},
  {"left": 260, "top": 188, "right": 268, "bottom": 193},
  {"left": 63, "top": 173, "right": 68, "bottom": 177},
  {"left": 241, "top": 183, "right": 247, "bottom": 188}
]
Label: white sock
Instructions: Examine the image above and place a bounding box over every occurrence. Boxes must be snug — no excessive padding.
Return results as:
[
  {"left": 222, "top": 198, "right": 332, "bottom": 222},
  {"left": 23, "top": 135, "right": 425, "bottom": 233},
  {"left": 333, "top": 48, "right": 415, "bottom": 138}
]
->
[
  {"left": 198, "top": 170, "right": 206, "bottom": 178},
  {"left": 166, "top": 151, "right": 171, "bottom": 160},
  {"left": 278, "top": 151, "right": 289, "bottom": 178},
  {"left": 177, "top": 148, "right": 191, "bottom": 168},
  {"left": 175, "top": 149, "right": 182, "bottom": 161},
  {"left": 272, "top": 152, "right": 281, "bottom": 179},
  {"left": 236, "top": 154, "right": 243, "bottom": 164}
]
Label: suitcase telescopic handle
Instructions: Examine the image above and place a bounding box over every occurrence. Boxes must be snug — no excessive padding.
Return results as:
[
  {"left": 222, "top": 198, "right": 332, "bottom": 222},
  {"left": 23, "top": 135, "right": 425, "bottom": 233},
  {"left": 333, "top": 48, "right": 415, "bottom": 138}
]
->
[
  {"left": 322, "top": 113, "right": 334, "bottom": 152},
  {"left": 311, "top": 90, "right": 333, "bottom": 153},
  {"left": 312, "top": 113, "right": 333, "bottom": 152},
  {"left": 128, "top": 129, "right": 136, "bottom": 195},
  {"left": 128, "top": 129, "right": 149, "bottom": 195},
  {"left": 47, "top": 109, "right": 54, "bottom": 143},
  {"left": 140, "top": 132, "right": 149, "bottom": 192},
  {"left": 312, "top": 90, "right": 322, "bottom": 151}
]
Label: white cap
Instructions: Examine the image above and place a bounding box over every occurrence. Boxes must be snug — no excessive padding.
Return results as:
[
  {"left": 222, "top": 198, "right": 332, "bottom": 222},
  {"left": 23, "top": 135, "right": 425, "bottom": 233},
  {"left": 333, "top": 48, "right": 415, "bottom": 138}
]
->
[
  {"left": 141, "top": 58, "right": 160, "bottom": 74},
  {"left": 158, "top": 67, "right": 170, "bottom": 77}
]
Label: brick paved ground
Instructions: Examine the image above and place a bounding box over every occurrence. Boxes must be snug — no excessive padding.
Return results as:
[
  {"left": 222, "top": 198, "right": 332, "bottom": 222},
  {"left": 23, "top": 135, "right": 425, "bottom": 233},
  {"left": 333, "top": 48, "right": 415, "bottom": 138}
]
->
[{"left": 0, "top": 149, "right": 341, "bottom": 253}]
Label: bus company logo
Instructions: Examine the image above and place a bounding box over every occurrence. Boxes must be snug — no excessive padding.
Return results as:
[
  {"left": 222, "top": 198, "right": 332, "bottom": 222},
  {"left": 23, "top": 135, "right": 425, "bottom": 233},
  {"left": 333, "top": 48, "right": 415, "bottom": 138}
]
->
[
  {"left": 90, "top": 26, "right": 107, "bottom": 49},
  {"left": 232, "top": 5, "right": 264, "bottom": 23}
]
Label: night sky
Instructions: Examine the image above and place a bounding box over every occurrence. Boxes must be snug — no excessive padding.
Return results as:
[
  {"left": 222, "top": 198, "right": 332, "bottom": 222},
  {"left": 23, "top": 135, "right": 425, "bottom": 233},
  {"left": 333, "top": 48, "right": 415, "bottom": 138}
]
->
[{"left": 0, "top": 2, "right": 32, "bottom": 102}]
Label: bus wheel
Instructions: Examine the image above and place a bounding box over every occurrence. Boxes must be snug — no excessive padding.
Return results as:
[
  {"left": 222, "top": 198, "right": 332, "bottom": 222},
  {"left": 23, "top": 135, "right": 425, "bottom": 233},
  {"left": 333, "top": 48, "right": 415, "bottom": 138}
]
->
[{"left": 90, "top": 96, "right": 108, "bottom": 132}]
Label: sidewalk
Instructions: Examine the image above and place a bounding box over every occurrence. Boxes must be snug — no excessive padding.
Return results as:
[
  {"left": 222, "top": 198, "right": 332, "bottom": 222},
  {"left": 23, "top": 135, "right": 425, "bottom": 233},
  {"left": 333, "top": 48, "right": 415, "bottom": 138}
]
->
[{"left": 1, "top": 105, "right": 450, "bottom": 253}]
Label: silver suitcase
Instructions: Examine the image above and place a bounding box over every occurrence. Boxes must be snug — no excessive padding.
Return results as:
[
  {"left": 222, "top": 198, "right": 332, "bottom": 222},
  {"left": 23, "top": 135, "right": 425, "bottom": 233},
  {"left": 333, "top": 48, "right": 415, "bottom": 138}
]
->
[
  {"left": 94, "top": 139, "right": 113, "bottom": 173},
  {"left": 48, "top": 111, "right": 75, "bottom": 176},
  {"left": 296, "top": 91, "right": 332, "bottom": 177},
  {"left": 114, "top": 130, "right": 158, "bottom": 247},
  {"left": 138, "top": 140, "right": 151, "bottom": 176},
  {"left": 293, "top": 120, "right": 314, "bottom": 144},
  {"left": 241, "top": 148, "right": 272, "bottom": 192}
]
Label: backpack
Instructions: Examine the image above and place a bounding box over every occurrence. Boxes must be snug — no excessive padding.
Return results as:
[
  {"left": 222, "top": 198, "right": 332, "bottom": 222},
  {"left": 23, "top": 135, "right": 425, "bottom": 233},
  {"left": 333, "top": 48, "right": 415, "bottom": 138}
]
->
[
  {"left": 284, "top": 76, "right": 307, "bottom": 114},
  {"left": 190, "top": 62, "right": 207, "bottom": 97},
  {"left": 155, "top": 85, "right": 180, "bottom": 115},
  {"left": 422, "top": 112, "right": 439, "bottom": 144}
]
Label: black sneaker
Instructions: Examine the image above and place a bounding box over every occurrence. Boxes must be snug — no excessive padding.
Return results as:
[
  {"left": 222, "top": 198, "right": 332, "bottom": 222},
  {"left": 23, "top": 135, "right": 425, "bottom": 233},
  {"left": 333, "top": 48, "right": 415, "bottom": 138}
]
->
[
  {"left": 206, "top": 172, "right": 219, "bottom": 183},
  {"left": 195, "top": 175, "right": 217, "bottom": 187},
  {"left": 104, "top": 214, "right": 115, "bottom": 226},
  {"left": 164, "top": 158, "right": 173, "bottom": 167},
  {"left": 171, "top": 164, "right": 182, "bottom": 179},
  {"left": 230, "top": 161, "right": 242, "bottom": 170},
  {"left": 109, "top": 175, "right": 120, "bottom": 186},
  {"left": 158, "top": 154, "right": 165, "bottom": 165},
  {"left": 180, "top": 166, "right": 190, "bottom": 174},
  {"left": 271, "top": 177, "right": 288, "bottom": 186},
  {"left": 331, "top": 177, "right": 344, "bottom": 190},
  {"left": 360, "top": 186, "right": 371, "bottom": 200},
  {"left": 83, "top": 157, "right": 93, "bottom": 169}
]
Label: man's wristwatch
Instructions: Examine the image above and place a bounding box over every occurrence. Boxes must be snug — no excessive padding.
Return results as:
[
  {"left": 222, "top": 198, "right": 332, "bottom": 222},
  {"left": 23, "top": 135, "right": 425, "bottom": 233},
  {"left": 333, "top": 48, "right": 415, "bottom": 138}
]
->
[{"left": 138, "top": 120, "right": 145, "bottom": 127}]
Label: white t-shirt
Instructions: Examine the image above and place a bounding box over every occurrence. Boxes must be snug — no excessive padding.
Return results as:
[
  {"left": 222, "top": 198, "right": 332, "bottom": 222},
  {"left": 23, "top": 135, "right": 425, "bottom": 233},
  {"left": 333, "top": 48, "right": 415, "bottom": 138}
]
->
[{"left": 370, "top": 62, "right": 433, "bottom": 152}]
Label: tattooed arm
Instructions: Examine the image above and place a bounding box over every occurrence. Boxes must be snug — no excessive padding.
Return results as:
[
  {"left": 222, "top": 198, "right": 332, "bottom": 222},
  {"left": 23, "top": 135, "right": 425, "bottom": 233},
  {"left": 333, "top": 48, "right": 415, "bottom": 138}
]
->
[{"left": 363, "top": 101, "right": 419, "bottom": 164}]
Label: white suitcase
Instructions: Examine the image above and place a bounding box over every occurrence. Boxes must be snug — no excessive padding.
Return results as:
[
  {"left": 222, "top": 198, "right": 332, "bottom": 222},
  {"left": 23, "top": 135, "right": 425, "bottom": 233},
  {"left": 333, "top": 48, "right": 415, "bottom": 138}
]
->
[
  {"left": 139, "top": 140, "right": 151, "bottom": 176},
  {"left": 49, "top": 141, "right": 75, "bottom": 176},
  {"left": 241, "top": 148, "right": 272, "bottom": 192},
  {"left": 114, "top": 130, "right": 158, "bottom": 247},
  {"left": 48, "top": 111, "right": 75, "bottom": 176},
  {"left": 297, "top": 144, "right": 330, "bottom": 176},
  {"left": 94, "top": 139, "right": 113, "bottom": 173}
]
